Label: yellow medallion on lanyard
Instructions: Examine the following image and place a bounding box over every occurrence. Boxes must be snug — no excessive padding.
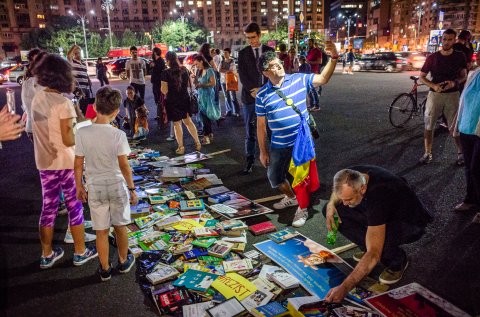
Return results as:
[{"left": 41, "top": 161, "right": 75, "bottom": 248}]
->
[{"left": 286, "top": 98, "right": 294, "bottom": 106}]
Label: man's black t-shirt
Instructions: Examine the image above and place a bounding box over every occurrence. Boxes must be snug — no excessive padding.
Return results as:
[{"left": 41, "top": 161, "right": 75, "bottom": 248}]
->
[
  {"left": 348, "top": 165, "right": 432, "bottom": 227},
  {"left": 420, "top": 50, "right": 467, "bottom": 93}
]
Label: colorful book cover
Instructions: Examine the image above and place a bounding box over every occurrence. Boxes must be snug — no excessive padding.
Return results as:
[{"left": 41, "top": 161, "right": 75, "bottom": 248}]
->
[
  {"left": 146, "top": 263, "right": 180, "bottom": 285},
  {"left": 155, "top": 215, "right": 182, "bottom": 229},
  {"left": 194, "top": 227, "right": 219, "bottom": 237},
  {"left": 134, "top": 211, "right": 164, "bottom": 229},
  {"left": 204, "top": 219, "right": 219, "bottom": 228},
  {"left": 205, "top": 186, "right": 230, "bottom": 195},
  {"left": 254, "top": 235, "right": 347, "bottom": 299},
  {"left": 192, "top": 237, "right": 218, "bottom": 248},
  {"left": 183, "top": 248, "right": 209, "bottom": 260},
  {"left": 182, "top": 177, "right": 213, "bottom": 191},
  {"left": 223, "top": 259, "right": 254, "bottom": 272},
  {"left": 268, "top": 228, "right": 300, "bottom": 243},
  {"left": 130, "top": 201, "right": 151, "bottom": 219},
  {"left": 172, "top": 269, "right": 218, "bottom": 292},
  {"left": 208, "top": 193, "right": 232, "bottom": 204},
  {"left": 365, "top": 282, "right": 471, "bottom": 317},
  {"left": 208, "top": 241, "right": 234, "bottom": 258},
  {"left": 251, "top": 302, "right": 289, "bottom": 317},
  {"left": 172, "top": 219, "right": 203, "bottom": 232},
  {"left": 180, "top": 199, "right": 205, "bottom": 211},
  {"left": 211, "top": 272, "right": 257, "bottom": 301},
  {"left": 249, "top": 221, "right": 277, "bottom": 236}
]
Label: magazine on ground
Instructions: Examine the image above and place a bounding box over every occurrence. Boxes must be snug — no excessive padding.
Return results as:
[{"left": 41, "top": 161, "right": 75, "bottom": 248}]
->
[{"left": 364, "top": 282, "right": 471, "bottom": 317}]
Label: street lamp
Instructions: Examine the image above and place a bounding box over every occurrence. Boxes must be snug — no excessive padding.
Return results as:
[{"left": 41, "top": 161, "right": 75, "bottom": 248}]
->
[
  {"left": 68, "top": 9, "right": 94, "bottom": 60},
  {"left": 101, "top": 0, "right": 114, "bottom": 48},
  {"left": 415, "top": 2, "right": 425, "bottom": 49},
  {"left": 273, "top": 15, "right": 281, "bottom": 33},
  {"left": 169, "top": 9, "right": 195, "bottom": 52},
  {"left": 338, "top": 13, "right": 359, "bottom": 44}
]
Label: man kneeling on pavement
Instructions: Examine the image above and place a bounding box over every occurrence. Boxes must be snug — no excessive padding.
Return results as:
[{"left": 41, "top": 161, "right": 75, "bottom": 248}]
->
[
  {"left": 256, "top": 43, "right": 339, "bottom": 227},
  {"left": 324, "top": 165, "right": 433, "bottom": 302}
]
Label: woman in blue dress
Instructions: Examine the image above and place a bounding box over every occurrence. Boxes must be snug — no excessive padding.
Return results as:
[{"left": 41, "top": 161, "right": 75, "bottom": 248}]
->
[{"left": 193, "top": 55, "right": 217, "bottom": 145}]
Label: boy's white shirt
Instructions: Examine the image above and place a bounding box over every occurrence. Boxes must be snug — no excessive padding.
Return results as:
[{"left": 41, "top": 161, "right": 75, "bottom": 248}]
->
[{"left": 74, "top": 123, "right": 131, "bottom": 184}]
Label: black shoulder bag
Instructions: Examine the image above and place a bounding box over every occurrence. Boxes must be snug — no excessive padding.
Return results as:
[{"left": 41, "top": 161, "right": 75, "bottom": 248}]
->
[{"left": 273, "top": 89, "right": 320, "bottom": 139}]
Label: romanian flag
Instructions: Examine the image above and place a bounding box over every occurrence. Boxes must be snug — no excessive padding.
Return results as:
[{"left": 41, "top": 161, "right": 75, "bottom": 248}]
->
[{"left": 289, "top": 117, "right": 320, "bottom": 209}]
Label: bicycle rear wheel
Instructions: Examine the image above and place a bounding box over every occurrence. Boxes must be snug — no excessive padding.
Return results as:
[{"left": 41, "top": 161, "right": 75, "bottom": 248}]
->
[{"left": 389, "top": 93, "right": 416, "bottom": 128}]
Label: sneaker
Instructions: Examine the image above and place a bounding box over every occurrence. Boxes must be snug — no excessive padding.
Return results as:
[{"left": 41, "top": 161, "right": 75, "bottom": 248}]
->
[
  {"left": 379, "top": 259, "right": 409, "bottom": 285},
  {"left": 117, "top": 254, "right": 136, "bottom": 274},
  {"left": 292, "top": 207, "right": 308, "bottom": 227},
  {"left": 99, "top": 265, "right": 113, "bottom": 282},
  {"left": 353, "top": 251, "right": 365, "bottom": 262},
  {"left": 84, "top": 220, "right": 93, "bottom": 229},
  {"left": 57, "top": 204, "right": 68, "bottom": 216},
  {"left": 64, "top": 231, "right": 96, "bottom": 244},
  {"left": 419, "top": 153, "right": 432, "bottom": 164},
  {"left": 456, "top": 153, "right": 465, "bottom": 166},
  {"left": 40, "top": 247, "right": 64, "bottom": 269},
  {"left": 73, "top": 247, "right": 98, "bottom": 266},
  {"left": 166, "top": 136, "right": 175, "bottom": 142},
  {"left": 342, "top": 71, "right": 348, "bottom": 74},
  {"left": 273, "top": 196, "right": 298, "bottom": 210}
]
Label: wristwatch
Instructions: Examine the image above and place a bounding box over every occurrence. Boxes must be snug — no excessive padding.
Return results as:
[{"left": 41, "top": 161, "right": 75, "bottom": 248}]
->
[{"left": 128, "top": 187, "right": 135, "bottom": 192}]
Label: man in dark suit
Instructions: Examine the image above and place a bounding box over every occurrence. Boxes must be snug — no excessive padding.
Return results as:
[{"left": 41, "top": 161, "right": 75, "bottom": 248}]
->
[{"left": 238, "top": 22, "right": 275, "bottom": 174}]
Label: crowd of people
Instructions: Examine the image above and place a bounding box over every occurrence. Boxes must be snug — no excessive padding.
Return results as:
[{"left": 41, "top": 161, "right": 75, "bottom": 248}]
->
[{"left": 0, "top": 22, "right": 478, "bottom": 298}]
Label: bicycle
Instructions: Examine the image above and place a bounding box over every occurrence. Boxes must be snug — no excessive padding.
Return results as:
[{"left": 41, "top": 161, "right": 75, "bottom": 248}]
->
[{"left": 389, "top": 76, "right": 427, "bottom": 128}]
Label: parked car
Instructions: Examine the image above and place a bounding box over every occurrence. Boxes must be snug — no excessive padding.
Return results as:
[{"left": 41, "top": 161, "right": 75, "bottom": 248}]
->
[
  {"left": 394, "top": 51, "right": 426, "bottom": 70},
  {"left": 0, "top": 60, "right": 19, "bottom": 69},
  {"left": 86, "top": 61, "right": 112, "bottom": 78},
  {"left": 107, "top": 57, "right": 152, "bottom": 80},
  {"left": 7, "top": 65, "right": 26, "bottom": 85},
  {"left": 352, "top": 52, "right": 402, "bottom": 72},
  {"left": 177, "top": 52, "right": 197, "bottom": 71}
]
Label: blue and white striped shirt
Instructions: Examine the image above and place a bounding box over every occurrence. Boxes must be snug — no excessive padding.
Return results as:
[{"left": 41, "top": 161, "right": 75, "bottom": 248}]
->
[{"left": 256, "top": 73, "right": 314, "bottom": 148}]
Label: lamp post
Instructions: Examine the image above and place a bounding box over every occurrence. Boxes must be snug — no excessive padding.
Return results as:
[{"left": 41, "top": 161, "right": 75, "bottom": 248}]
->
[
  {"left": 68, "top": 9, "right": 94, "bottom": 60},
  {"left": 101, "top": 0, "right": 114, "bottom": 48},
  {"left": 338, "top": 13, "right": 359, "bottom": 44},
  {"left": 415, "top": 2, "right": 425, "bottom": 49},
  {"left": 169, "top": 9, "right": 195, "bottom": 52}
]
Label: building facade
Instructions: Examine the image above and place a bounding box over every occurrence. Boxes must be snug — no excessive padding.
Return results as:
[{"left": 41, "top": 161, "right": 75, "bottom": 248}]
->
[{"left": 0, "top": 0, "right": 326, "bottom": 58}]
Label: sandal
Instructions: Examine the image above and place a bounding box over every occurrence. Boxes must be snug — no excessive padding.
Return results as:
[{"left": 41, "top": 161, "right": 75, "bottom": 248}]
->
[
  {"left": 201, "top": 136, "right": 210, "bottom": 145},
  {"left": 175, "top": 146, "right": 185, "bottom": 155},
  {"left": 195, "top": 142, "right": 202, "bottom": 152}
]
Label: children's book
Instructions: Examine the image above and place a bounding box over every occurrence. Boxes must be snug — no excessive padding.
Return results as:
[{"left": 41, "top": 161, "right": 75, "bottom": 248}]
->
[
  {"left": 268, "top": 228, "right": 300, "bottom": 243},
  {"left": 146, "top": 263, "right": 180, "bottom": 285},
  {"left": 172, "top": 269, "right": 218, "bottom": 292},
  {"left": 249, "top": 221, "right": 277, "bottom": 236}
]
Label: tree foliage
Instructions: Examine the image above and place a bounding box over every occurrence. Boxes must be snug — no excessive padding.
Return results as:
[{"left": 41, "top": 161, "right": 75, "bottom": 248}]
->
[
  {"left": 121, "top": 28, "right": 137, "bottom": 47},
  {"left": 152, "top": 20, "right": 207, "bottom": 51},
  {"left": 261, "top": 20, "right": 288, "bottom": 46}
]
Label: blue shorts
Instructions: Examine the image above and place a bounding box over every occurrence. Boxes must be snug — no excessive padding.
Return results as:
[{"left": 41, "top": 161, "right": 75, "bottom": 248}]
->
[{"left": 267, "top": 146, "right": 293, "bottom": 188}]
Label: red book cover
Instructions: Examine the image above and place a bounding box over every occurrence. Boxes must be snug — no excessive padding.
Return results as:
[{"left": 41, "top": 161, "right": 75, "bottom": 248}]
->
[{"left": 249, "top": 221, "right": 277, "bottom": 236}]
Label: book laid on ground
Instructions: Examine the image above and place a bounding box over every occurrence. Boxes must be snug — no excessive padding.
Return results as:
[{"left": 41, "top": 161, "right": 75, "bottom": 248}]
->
[
  {"left": 172, "top": 269, "right": 218, "bottom": 292},
  {"left": 183, "top": 301, "right": 215, "bottom": 317},
  {"left": 206, "top": 297, "right": 249, "bottom": 317},
  {"left": 155, "top": 215, "right": 182, "bottom": 230},
  {"left": 146, "top": 263, "right": 180, "bottom": 285},
  {"left": 130, "top": 201, "right": 151, "bottom": 219},
  {"left": 208, "top": 193, "right": 232, "bottom": 204},
  {"left": 209, "top": 203, "right": 239, "bottom": 215},
  {"left": 250, "top": 301, "right": 289, "bottom": 317},
  {"left": 180, "top": 199, "right": 205, "bottom": 211},
  {"left": 210, "top": 191, "right": 275, "bottom": 220},
  {"left": 182, "top": 177, "right": 213, "bottom": 191},
  {"left": 208, "top": 241, "right": 234, "bottom": 258},
  {"left": 268, "top": 228, "right": 300, "bottom": 243},
  {"left": 364, "top": 282, "right": 471, "bottom": 317},
  {"left": 249, "top": 221, "right": 277, "bottom": 236},
  {"left": 154, "top": 288, "right": 194, "bottom": 315},
  {"left": 217, "top": 219, "right": 248, "bottom": 231},
  {"left": 192, "top": 237, "right": 218, "bottom": 248},
  {"left": 205, "top": 185, "right": 230, "bottom": 196},
  {"left": 223, "top": 259, "right": 254, "bottom": 272},
  {"left": 193, "top": 227, "right": 220, "bottom": 238},
  {"left": 211, "top": 272, "right": 257, "bottom": 301},
  {"left": 241, "top": 288, "right": 275, "bottom": 313},
  {"left": 267, "top": 269, "right": 300, "bottom": 289}
]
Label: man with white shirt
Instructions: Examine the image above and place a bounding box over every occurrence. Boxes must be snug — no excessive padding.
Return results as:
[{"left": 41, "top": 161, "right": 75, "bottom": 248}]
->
[
  {"left": 238, "top": 22, "right": 275, "bottom": 175},
  {"left": 256, "top": 44, "right": 338, "bottom": 227},
  {"left": 126, "top": 46, "right": 147, "bottom": 99}
]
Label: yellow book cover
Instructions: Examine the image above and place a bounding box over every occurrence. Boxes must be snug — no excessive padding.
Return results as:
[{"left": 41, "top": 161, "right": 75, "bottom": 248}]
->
[
  {"left": 172, "top": 219, "right": 203, "bottom": 232},
  {"left": 211, "top": 273, "right": 257, "bottom": 301}
]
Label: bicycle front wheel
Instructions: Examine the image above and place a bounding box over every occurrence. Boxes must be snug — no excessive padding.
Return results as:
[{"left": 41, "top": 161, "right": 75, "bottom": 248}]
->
[{"left": 389, "top": 93, "right": 416, "bottom": 128}]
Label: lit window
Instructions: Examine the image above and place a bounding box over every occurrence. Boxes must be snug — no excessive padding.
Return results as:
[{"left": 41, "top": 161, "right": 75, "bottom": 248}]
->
[
  {"left": 39, "top": 23, "right": 46, "bottom": 28},
  {"left": 188, "top": 0, "right": 194, "bottom": 4},
  {"left": 37, "top": 14, "right": 45, "bottom": 19},
  {"left": 206, "top": 1, "right": 212, "bottom": 5},
  {"left": 197, "top": 1, "right": 203, "bottom": 7},
  {"left": 49, "top": 5, "right": 58, "bottom": 10},
  {"left": 175, "top": 1, "right": 184, "bottom": 7},
  {"left": 224, "top": 1, "right": 230, "bottom": 5},
  {"left": 359, "top": 4, "right": 363, "bottom": 8}
]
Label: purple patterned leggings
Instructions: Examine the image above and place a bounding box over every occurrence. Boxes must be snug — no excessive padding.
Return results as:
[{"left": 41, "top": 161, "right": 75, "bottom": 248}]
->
[{"left": 39, "top": 169, "right": 84, "bottom": 227}]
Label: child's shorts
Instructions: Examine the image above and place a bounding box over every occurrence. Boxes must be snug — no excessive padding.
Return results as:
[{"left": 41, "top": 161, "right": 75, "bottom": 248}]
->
[{"left": 87, "top": 178, "right": 131, "bottom": 230}]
